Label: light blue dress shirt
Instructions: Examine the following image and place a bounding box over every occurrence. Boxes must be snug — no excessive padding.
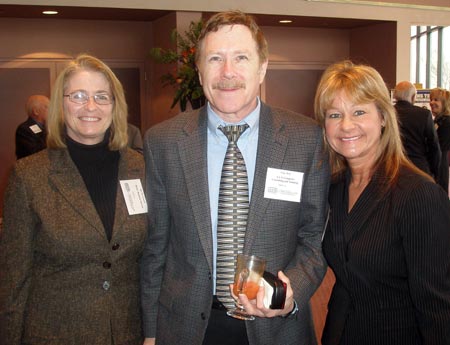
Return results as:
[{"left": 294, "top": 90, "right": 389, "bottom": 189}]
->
[{"left": 207, "top": 99, "right": 260, "bottom": 293}]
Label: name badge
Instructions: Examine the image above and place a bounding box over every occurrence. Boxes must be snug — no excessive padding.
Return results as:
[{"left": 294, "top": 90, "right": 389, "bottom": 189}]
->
[
  {"left": 120, "top": 179, "right": 148, "bottom": 215},
  {"left": 264, "top": 168, "right": 303, "bottom": 203},
  {"left": 29, "top": 124, "right": 42, "bottom": 134}
]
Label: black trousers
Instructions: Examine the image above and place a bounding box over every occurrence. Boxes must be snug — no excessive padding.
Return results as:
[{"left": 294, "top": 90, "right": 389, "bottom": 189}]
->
[{"left": 202, "top": 296, "right": 250, "bottom": 345}]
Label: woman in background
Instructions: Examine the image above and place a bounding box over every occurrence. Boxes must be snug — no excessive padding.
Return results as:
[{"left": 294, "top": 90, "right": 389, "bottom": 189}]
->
[
  {"left": 0, "top": 54, "right": 147, "bottom": 345},
  {"left": 429, "top": 87, "right": 450, "bottom": 194},
  {"left": 315, "top": 60, "right": 450, "bottom": 345}
]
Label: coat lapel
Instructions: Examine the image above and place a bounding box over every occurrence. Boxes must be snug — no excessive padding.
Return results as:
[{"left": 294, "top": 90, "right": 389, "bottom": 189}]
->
[
  {"left": 112, "top": 149, "right": 144, "bottom": 239},
  {"left": 178, "top": 109, "right": 214, "bottom": 272},
  {"left": 47, "top": 149, "right": 106, "bottom": 238},
  {"left": 245, "top": 103, "right": 289, "bottom": 253},
  {"left": 344, "top": 170, "right": 387, "bottom": 245}
]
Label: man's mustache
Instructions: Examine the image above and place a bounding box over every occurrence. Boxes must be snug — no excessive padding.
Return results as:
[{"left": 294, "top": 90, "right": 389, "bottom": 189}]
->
[{"left": 212, "top": 81, "right": 246, "bottom": 90}]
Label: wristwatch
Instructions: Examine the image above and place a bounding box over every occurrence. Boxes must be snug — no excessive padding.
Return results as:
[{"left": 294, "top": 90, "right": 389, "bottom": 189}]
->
[{"left": 281, "top": 299, "right": 298, "bottom": 319}]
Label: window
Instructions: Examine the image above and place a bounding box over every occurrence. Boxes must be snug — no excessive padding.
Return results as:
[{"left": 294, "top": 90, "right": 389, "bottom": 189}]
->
[{"left": 411, "top": 26, "right": 450, "bottom": 89}]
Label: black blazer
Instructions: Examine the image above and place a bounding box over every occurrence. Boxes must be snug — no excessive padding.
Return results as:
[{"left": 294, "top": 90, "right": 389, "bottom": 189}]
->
[
  {"left": 322, "top": 167, "right": 450, "bottom": 345},
  {"left": 434, "top": 114, "right": 450, "bottom": 193},
  {"left": 15, "top": 117, "right": 47, "bottom": 159},
  {"left": 394, "top": 101, "right": 440, "bottom": 177}
]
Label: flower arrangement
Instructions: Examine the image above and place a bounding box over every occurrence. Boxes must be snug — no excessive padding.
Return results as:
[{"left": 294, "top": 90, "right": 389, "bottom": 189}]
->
[{"left": 150, "top": 20, "right": 205, "bottom": 111}]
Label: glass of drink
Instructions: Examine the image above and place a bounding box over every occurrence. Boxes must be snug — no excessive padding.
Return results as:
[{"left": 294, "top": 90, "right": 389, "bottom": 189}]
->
[{"left": 227, "top": 254, "right": 266, "bottom": 321}]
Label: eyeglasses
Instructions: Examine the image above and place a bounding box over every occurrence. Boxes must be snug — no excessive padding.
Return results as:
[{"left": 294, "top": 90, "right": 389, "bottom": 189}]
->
[{"left": 63, "top": 91, "right": 114, "bottom": 105}]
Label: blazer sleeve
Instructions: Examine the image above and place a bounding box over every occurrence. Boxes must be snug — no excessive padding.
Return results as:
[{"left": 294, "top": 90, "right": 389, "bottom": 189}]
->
[
  {"left": 400, "top": 182, "right": 450, "bottom": 344},
  {"left": 0, "top": 165, "right": 36, "bottom": 345},
  {"left": 140, "top": 134, "right": 170, "bottom": 338},
  {"left": 286, "top": 127, "right": 330, "bottom": 309}
]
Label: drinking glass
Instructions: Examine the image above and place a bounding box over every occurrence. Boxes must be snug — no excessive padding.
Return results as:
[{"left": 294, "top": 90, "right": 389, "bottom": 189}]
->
[{"left": 227, "top": 254, "right": 266, "bottom": 321}]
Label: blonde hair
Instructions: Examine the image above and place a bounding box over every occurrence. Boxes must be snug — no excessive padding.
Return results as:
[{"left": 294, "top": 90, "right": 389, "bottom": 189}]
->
[
  {"left": 430, "top": 87, "right": 450, "bottom": 117},
  {"left": 47, "top": 54, "right": 128, "bottom": 150},
  {"left": 314, "top": 60, "right": 431, "bottom": 186},
  {"left": 195, "top": 10, "right": 268, "bottom": 65}
]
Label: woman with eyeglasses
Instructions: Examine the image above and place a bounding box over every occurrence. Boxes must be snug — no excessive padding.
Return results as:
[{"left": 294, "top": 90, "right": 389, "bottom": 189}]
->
[{"left": 0, "top": 54, "right": 147, "bottom": 345}]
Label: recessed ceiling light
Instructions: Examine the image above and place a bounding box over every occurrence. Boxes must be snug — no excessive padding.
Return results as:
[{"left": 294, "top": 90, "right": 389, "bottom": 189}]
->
[
  {"left": 279, "top": 19, "right": 293, "bottom": 24},
  {"left": 42, "top": 10, "right": 58, "bottom": 15}
]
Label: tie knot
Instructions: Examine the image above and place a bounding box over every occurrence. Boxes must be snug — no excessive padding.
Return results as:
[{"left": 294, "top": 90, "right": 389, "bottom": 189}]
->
[{"left": 219, "top": 124, "right": 249, "bottom": 143}]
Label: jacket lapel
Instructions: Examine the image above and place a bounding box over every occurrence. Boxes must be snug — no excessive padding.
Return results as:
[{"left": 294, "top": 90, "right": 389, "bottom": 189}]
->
[
  {"left": 245, "top": 103, "right": 289, "bottom": 253},
  {"left": 47, "top": 149, "right": 106, "bottom": 238},
  {"left": 344, "top": 170, "right": 387, "bottom": 245},
  {"left": 178, "top": 109, "right": 214, "bottom": 272},
  {"left": 112, "top": 149, "right": 144, "bottom": 239}
]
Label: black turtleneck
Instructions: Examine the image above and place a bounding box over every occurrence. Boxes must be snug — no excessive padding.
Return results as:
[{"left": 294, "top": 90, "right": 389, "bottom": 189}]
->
[{"left": 67, "top": 134, "right": 120, "bottom": 241}]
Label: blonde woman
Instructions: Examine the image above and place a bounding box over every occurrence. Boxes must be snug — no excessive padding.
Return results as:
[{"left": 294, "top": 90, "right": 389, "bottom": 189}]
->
[
  {"left": 0, "top": 54, "right": 147, "bottom": 345},
  {"left": 315, "top": 61, "right": 450, "bottom": 345}
]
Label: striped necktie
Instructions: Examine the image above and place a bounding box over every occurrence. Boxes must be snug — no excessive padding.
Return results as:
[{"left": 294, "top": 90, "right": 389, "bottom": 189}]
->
[{"left": 216, "top": 124, "right": 250, "bottom": 309}]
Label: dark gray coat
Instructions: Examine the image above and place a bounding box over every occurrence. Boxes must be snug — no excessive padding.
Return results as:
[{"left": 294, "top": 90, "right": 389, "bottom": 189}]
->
[{"left": 141, "top": 103, "right": 330, "bottom": 345}]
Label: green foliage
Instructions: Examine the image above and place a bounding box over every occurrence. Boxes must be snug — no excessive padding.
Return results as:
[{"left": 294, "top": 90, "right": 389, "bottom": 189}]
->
[{"left": 150, "top": 20, "right": 205, "bottom": 111}]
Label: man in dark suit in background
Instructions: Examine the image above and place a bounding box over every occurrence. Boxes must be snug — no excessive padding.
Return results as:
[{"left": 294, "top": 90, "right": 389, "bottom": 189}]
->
[
  {"left": 141, "top": 10, "right": 329, "bottom": 345},
  {"left": 15, "top": 94, "right": 49, "bottom": 159},
  {"left": 393, "top": 81, "right": 441, "bottom": 178}
]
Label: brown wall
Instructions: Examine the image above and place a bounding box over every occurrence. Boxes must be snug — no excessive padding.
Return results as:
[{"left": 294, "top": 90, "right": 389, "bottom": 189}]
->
[{"left": 350, "top": 22, "right": 398, "bottom": 89}]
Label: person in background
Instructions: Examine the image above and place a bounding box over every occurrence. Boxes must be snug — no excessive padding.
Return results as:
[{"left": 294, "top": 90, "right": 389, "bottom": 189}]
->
[
  {"left": 314, "top": 60, "right": 450, "bottom": 345},
  {"left": 430, "top": 87, "right": 450, "bottom": 195},
  {"left": 393, "top": 81, "right": 440, "bottom": 179},
  {"left": 128, "top": 122, "right": 143, "bottom": 153},
  {"left": 141, "top": 10, "right": 329, "bottom": 345},
  {"left": 15, "top": 94, "right": 49, "bottom": 159},
  {"left": 0, "top": 54, "right": 147, "bottom": 345}
]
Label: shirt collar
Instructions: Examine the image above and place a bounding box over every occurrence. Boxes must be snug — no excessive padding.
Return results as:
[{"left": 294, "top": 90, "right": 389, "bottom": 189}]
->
[{"left": 207, "top": 97, "right": 261, "bottom": 137}]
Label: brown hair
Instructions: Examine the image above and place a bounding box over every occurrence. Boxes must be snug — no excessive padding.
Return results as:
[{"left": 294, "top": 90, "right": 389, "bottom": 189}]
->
[
  {"left": 47, "top": 54, "right": 128, "bottom": 150},
  {"left": 195, "top": 10, "right": 268, "bottom": 64},
  {"left": 314, "top": 60, "right": 432, "bottom": 186}
]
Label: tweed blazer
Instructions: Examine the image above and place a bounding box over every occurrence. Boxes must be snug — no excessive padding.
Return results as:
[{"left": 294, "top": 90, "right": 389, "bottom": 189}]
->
[
  {"left": 322, "top": 167, "right": 450, "bottom": 345},
  {"left": 141, "top": 102, "right": 330, "bottom": 345},
  {"left": 0, "top": 147, "right": 147, "bottom": 345}
]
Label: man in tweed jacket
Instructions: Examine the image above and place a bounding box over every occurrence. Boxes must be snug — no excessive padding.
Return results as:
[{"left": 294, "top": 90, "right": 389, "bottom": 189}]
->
[{"left": 141, "top": 11, "right": 329, "bottom": 345}]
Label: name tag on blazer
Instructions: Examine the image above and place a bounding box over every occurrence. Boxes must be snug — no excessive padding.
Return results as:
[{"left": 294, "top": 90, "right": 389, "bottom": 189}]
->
[
  {"left": 29, "top": 124, "right": 42, "bottom": 134},
  {"left": 264, "top": 167, "right": 303, "bottom": 203},
  {"left": 120, "top": 179, "right": 148, "bottom": 215}
]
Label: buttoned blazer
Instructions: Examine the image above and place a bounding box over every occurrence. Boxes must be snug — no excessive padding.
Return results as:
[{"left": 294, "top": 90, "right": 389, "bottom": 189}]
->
[
  {"left": 141, "top": 102, "right": 330, "bottom": 345},
  {"left": 15, "top": 116, "right": 47, "bottom": 159},
  {"left": 322, "top": 168, "right": 450, "bottom": 345},
  {"left": 0, "top": 147, "right": 147, "bottom": 345},
  {"left": 394, "top": 101, "right": 441, "bottom": 177}
]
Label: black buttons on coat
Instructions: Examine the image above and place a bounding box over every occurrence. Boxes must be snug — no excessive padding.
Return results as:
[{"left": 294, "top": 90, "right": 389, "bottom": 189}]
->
[
  {"left": 112, "top": 243, "right": 120, "bottom": 250},
  {"left": 103, "top": 261, "right": 111, "bottom": 269}
]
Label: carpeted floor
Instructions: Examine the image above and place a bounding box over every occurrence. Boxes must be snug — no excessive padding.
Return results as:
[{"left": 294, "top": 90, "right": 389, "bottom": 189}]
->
[{"left": 311, "top": 268, "right": 335, "bottom": 344}]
